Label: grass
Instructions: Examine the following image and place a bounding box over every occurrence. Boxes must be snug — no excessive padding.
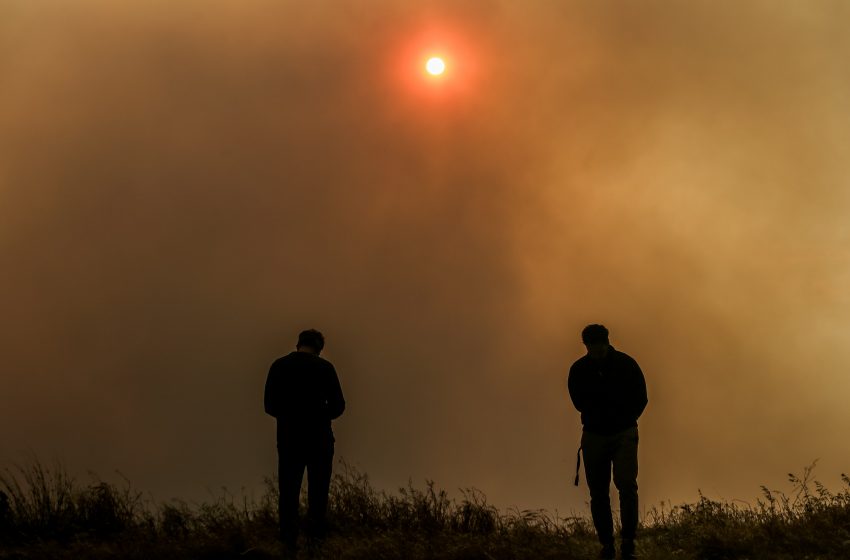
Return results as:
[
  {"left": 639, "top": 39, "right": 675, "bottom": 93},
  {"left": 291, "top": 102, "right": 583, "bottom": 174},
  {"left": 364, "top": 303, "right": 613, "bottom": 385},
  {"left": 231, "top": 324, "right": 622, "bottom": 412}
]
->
[{"left": 0, "top": 460, "right": 849, "bottom": 559}]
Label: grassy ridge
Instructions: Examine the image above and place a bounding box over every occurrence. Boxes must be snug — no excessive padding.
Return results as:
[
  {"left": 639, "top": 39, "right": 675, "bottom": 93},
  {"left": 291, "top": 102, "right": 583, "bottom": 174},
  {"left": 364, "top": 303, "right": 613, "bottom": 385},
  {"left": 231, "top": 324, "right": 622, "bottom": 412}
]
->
[{"left": 0, "top": 460, "right": 848, "bottom": 559}]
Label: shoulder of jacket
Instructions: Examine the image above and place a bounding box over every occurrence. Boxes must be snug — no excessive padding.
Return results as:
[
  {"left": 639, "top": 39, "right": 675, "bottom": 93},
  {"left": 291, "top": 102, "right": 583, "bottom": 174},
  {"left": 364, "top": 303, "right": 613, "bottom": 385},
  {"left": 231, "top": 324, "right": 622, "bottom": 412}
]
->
[
  {"left": 569, "top": 356, "right": 590, "bottom": 374},
  {"left": 613, "top": 351, "right": 641, "bottom": 371},
  {"left": 611, "top": 348, "right": 632, "bottom": 361},
  {"left": 315, "top": 355, "right": 333, "bottom": 366}
]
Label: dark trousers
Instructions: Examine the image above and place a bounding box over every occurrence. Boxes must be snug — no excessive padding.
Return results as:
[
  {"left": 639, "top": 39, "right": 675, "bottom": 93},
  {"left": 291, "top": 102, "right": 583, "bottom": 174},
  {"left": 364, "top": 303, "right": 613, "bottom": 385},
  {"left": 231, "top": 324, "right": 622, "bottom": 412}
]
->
[
  {"left": 581, "top": 426, "right": 639, "bottom": 545},
  {"left": 277, "top": 437, "right": 334, "bottom": 547}
]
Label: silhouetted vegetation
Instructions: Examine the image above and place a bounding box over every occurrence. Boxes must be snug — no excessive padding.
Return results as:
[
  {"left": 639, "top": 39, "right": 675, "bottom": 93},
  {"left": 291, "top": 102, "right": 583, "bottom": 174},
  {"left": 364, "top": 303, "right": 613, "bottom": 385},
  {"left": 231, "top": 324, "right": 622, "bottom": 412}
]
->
[{"left": 0, "top": 460, "right": 848, "bottom": 559}]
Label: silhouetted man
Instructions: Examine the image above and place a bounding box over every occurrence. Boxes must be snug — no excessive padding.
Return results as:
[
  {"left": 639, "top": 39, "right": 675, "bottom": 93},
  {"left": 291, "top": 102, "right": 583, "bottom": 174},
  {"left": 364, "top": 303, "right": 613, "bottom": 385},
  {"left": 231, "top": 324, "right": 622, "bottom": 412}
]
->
[
  {"left": 264, "top": 329, "right": 345, "bottom": 550},
  {"left": 568, "top": 324, "right": 647, "bottom": 560}
]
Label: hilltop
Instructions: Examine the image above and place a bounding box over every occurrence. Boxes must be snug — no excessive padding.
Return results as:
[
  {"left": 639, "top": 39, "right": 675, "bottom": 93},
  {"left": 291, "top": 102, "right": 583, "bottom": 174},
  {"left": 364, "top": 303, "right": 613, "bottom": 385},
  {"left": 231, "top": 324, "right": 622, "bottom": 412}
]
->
[{"left": 0, "top": 461, "right": 847, "bottom": 559}]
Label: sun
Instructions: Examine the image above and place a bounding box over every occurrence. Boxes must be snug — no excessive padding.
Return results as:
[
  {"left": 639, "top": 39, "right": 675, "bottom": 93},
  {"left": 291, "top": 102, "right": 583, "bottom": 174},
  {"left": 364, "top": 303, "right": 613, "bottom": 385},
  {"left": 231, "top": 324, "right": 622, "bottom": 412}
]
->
[{"left": 425, "top": 57, "right": 446, "bottom": 76}]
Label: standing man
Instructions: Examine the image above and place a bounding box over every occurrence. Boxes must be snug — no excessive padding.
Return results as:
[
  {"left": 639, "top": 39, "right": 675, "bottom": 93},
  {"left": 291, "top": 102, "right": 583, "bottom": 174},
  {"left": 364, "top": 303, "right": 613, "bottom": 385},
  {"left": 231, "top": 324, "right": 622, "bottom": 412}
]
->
[
  {"left": 568, "top": 324, "right": 647, "bottom": 560},
  {"left": 264, "top": 329, "right": 345, "bottom": 551}
]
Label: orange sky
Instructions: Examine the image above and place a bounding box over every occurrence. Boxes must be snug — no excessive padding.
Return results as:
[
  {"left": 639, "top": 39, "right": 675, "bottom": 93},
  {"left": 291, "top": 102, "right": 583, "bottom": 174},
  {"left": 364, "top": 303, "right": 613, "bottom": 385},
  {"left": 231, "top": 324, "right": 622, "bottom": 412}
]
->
[{"left": 2, "top": 0, "right": 850, "bottom": 512}]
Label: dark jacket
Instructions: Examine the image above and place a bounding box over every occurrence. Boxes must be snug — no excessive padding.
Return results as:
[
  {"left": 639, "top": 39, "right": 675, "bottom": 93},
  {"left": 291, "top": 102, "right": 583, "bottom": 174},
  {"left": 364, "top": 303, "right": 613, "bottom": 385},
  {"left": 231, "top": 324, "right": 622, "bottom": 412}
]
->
[
  {"left": 567, "top": 346, "right": 647, "bottom": 435},
  {"left": 264, "top": 351, "right": 346, "bottom": 444}
]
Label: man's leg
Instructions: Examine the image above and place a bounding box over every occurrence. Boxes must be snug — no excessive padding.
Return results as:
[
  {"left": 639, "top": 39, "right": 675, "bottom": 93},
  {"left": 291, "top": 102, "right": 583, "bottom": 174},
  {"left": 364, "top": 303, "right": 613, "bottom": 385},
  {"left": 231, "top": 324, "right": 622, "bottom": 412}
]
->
[
  {"left": 612, "top": 427, "right": 640, "bottom": 557},
  {"left": 278, "top": 444, "right": 306, "bottom": 548},
  {"left": 305, "top": 439, "right": 334, "bottom": 540},
  {"left": 582, "top": 431, "right": 615, "bottom": 553}
]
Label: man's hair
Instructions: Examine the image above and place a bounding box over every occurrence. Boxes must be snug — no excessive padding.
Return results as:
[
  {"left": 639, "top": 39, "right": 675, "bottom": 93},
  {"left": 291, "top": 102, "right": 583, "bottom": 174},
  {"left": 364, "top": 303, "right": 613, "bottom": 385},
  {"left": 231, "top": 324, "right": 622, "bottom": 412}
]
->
[
  {"left": 297, "top": 329, "right": 325, "bottom": 352},
  {"left": 581, "top": 324, "right": 609, "bottom": 345}
]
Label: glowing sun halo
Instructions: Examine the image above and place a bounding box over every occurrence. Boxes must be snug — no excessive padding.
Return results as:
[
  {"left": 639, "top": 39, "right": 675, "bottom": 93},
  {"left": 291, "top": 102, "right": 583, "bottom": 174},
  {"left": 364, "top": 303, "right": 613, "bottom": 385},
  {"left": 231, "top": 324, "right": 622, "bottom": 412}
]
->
[{"left": 426, "top": 57, "right": 446, "bottom": 76}]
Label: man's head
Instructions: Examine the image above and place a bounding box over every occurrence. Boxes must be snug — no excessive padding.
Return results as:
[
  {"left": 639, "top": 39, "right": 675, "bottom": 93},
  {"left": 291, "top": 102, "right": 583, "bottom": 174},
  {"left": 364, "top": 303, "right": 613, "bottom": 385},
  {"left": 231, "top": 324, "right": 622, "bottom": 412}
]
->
[
  {"left": 296, "top": 329, "right": 325, "bottom": 355},
  {"left": 581, "top": 324, "right": 610, "bottom": 360}
]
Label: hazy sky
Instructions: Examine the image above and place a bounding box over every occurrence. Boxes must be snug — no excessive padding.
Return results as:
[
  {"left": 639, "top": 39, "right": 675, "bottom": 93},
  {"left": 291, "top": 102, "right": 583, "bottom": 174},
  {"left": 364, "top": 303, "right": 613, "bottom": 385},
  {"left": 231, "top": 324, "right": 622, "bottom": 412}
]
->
[{"left": 3, "top": 0, "right": 850, "bottom": 514}]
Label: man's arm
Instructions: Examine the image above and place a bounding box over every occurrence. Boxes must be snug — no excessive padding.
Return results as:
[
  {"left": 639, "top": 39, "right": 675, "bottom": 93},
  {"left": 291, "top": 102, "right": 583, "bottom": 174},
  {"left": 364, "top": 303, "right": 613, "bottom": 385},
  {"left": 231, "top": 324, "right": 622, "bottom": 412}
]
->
[
  {"left": 264, "top": 362, "right": 279, "bottom": 418},
  {"left": 567, "top": 363, "right": 587, "bottom": 413},
  {"left": 628, "top": 357, "right": 648, "bottom": 420},
  {"left": 326, "top": 364, "right": 346, "bottom": 420}
]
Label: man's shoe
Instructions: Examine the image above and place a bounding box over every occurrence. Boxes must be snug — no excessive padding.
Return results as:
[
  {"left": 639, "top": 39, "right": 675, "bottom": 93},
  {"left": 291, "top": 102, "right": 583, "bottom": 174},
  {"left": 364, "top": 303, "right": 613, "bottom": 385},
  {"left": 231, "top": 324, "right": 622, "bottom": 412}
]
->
[
  {"left": 599, "top": 543, "right": 616, "bottom": 560},
  {"left": 279, "top": 530, "right": 298, "bottom": 558},
  {"left": 621, "top": 538, "right": 637, "bottom": 559},
  {"left": 280, "top": 543, "right": 298, "bottom": 560}
]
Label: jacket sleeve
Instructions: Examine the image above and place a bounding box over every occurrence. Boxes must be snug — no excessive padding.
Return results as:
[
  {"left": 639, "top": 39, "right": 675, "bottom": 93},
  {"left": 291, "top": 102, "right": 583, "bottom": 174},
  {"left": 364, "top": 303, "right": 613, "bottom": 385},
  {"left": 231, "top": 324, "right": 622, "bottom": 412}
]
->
[
  {"left": 567, "top": 364, "right": 587, "bottom": 413},
  {"left": 264, "top": 362, "right": 279, "bottom": 418},
  {"left": 326, "top": 364, "right": 346, "bottom": 420},
  {"left": 628, "top": 357, "right": 648, "bottom": 421}
]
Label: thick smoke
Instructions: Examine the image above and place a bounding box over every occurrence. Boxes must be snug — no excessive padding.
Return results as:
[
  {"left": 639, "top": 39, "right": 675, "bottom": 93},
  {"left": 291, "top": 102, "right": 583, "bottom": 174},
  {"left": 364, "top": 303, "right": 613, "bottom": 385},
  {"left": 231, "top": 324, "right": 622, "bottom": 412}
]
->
[{"left": 2, "top": 0, "right": 849, "bottom": 510}]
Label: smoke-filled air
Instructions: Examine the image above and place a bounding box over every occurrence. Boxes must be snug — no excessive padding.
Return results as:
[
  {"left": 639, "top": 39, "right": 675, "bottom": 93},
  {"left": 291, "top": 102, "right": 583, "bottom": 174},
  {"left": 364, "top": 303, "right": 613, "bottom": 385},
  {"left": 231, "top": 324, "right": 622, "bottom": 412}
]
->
[{"left": 3, "top": 0, "right": 850, "bottom": 514}]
